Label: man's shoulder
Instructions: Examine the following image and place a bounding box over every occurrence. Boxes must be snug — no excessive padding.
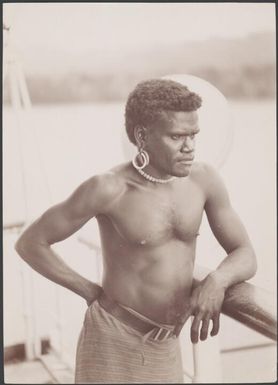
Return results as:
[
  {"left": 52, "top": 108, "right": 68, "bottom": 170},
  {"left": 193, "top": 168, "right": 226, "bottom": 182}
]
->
[
  {"left": 190, "top": 162, "right": 229, "bottom": 206},
  {"left": 191, "top": 161, "right": 217, "bottom": 180},
  {"left": 62, "top": 170, "right": 126, "bottom": 217},
  {"left": 190, "top": 162, "right": 221, "bottom": 192},
  {"left": 81, "top": 169, "right": 126, "bottom": 204}
]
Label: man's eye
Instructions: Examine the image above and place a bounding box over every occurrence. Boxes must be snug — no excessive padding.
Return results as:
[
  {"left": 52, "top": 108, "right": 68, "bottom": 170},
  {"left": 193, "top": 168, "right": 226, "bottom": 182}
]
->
[{"left": 171, "top": 135, "right": 181, "bottom": 140}]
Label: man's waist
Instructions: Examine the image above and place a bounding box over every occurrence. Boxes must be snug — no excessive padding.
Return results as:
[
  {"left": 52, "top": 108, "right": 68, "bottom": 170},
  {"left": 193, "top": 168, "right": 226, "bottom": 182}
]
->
[
  {"left": 102, "top": 276, "right": 193, "bottom": 322},
  {"left": 97, "top": 290, "right": 177, "bottom": 341}
]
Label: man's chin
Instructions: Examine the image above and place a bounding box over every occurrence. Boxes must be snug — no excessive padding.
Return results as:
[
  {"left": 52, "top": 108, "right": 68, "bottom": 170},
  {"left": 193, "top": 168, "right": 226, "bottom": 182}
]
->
[
  {"left": 173, "top": 170, "right": 191, "bottom": 178},
  {"left": 172, "top": 164, "right": 192, "bottom": 177}
]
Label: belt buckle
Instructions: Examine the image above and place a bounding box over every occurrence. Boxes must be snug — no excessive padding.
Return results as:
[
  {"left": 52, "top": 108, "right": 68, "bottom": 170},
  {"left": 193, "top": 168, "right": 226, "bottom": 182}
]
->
[{"left": 152, "top": 327, "right": 172, "bottom": 341}]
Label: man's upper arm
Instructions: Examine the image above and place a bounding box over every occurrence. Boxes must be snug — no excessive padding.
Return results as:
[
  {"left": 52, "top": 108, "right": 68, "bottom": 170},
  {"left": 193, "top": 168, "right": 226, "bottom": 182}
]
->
[
  {"left": 20, "top": 174, "right": 118, "bottom": 246},
  {"left": 203, "top": 164, "right": 252, "bottom": 253}
]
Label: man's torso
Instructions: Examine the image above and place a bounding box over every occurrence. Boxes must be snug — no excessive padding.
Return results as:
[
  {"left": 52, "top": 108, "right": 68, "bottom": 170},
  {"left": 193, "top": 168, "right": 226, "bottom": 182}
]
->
[{"left": 94, "top": 162, "right": 207, "bottom": 324}]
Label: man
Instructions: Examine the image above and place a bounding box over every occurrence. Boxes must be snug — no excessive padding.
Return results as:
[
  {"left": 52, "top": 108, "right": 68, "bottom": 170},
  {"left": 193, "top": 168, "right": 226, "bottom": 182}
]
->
[{"left": 15, "top": 79, "right": 257, "bottom": 384}]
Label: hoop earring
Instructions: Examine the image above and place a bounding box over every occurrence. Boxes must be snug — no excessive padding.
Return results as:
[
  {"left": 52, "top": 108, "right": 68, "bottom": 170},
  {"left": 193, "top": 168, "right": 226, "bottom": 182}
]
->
[{"left": 132, "top": 149, "right": 149, "bottom": 170}]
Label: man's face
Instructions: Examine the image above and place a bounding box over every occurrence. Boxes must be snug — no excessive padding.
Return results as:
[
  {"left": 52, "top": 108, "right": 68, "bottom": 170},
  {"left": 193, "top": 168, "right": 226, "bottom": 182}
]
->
[{"left": 145, "top": 111, "right": 200, "bottom": 177}]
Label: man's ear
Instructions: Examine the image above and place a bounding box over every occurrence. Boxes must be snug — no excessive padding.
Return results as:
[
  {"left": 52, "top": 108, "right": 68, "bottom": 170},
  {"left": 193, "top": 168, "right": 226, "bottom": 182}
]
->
[{"left": 134, "top": 125, "right": 147, "bottom": 148}]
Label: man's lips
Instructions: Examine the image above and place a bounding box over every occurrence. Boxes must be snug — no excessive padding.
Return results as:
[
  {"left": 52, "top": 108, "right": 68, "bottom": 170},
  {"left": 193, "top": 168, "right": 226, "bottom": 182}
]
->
[{"left": 177, "top": 158, "right": 194, "bottom": 164}]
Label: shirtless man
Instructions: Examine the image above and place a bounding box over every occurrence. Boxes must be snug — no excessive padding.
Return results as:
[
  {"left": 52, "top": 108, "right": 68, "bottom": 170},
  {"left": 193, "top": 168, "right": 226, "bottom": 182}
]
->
[{"left": 15, "top": 79, "right": 257, "bottom": 384}]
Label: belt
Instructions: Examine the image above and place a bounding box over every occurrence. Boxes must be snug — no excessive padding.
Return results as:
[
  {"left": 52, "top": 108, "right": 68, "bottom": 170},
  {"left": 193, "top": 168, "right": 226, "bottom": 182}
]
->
[{"left": 97, "top": 291, "right": 175, "bottom": 341}]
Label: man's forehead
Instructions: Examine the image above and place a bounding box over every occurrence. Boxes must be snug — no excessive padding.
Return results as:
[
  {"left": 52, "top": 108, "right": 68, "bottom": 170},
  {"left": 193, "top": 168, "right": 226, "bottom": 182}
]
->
[
  {"left": 163, "top": 110, "right": 199, "bottom": 124},
  {"left": 152, "top": 111, "right": 199, "bottom": 131}
]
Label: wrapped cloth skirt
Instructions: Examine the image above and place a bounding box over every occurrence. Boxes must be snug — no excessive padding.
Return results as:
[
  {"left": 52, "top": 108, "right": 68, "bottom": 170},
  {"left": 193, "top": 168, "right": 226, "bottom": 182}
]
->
[{"left": 75, "top": 299, "right": 184, "bottom": 383}]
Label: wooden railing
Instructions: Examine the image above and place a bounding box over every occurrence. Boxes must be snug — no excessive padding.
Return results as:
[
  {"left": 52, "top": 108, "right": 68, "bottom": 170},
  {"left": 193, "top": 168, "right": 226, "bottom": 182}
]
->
[{"left": 193, "top": 265, "right": 277, "bottom": 341}]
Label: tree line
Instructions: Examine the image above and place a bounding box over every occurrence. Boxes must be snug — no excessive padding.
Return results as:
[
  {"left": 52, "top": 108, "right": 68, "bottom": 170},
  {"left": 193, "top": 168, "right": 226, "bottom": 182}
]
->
[{"left": 4, "top": 64, "right": 275, "bottom": 104}]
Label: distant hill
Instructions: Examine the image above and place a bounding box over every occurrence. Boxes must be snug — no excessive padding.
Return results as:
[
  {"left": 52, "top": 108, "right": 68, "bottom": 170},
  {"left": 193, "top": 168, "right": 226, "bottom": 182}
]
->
[
  {"left": 3, "top": 32, "right": 275, "bottom": 103},
  {"left": 105, "top": 32, "right": 275, "bottom": 75}
]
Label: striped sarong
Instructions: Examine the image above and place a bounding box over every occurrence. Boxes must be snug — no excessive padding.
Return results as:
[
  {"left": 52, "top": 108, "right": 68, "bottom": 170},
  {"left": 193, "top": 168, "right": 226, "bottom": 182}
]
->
[{"left": 75, "top": 299, "right": 184, "bottom": 383}]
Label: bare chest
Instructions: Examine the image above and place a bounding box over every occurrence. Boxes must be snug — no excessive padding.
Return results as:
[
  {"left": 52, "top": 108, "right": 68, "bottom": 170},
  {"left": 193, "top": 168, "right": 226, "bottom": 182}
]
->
[{"left": 105, "top": 182, "right": 205, "bottom": 247}]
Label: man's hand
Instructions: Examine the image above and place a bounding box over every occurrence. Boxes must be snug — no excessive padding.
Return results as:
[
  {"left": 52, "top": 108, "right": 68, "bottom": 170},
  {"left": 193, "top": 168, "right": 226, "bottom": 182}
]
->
[
  {"left": 85, "top": 283, "right": 103, "bottom": 307},
  {"left": 174, "top": 273, "right": 226, "bottom": 343}
]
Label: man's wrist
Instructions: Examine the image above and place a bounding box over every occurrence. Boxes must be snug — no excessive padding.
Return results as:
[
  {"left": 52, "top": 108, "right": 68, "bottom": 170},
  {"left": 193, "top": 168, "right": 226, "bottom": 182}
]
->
[
  {"left": 75, "top": 277, "right": 102, "bottom": 302},
  {"left": 208, "top": 270, "right": 229, "bottom": 290}
]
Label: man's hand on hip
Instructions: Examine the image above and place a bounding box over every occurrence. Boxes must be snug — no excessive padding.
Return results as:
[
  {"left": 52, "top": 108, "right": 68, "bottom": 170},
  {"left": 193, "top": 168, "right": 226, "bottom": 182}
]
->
[{"left": 85, "top": 283, "right": 103, "bottom": 307}]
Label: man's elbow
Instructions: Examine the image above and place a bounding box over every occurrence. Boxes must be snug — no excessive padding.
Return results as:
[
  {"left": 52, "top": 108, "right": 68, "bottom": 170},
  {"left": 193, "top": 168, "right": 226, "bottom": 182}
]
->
[
  {"left": 15, "top": 229, "right": 43, "bottom": 262},
  {"left": 15, "top": 234, "right": 31, "bottom": 261},
  {"left": 247, "top": 246, "right": 257, "bottom": 279}
]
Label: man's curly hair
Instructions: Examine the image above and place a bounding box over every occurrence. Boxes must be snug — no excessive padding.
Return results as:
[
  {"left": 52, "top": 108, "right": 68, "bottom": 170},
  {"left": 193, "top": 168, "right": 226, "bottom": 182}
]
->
[{"left": 125, "top": 79, "right": 202, "bottom": 145}]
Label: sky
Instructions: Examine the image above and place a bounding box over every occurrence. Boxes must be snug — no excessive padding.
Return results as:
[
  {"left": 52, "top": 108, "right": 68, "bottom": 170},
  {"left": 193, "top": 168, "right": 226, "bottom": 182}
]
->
[{"left": 4, "top": 2, "right": 276, "bottom": 54}]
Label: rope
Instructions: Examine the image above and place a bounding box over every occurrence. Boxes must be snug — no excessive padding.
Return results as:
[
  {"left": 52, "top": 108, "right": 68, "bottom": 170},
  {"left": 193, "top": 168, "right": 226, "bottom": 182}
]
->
[
  {"left": 14, "top": 59, "right": 54, "bottom": 205},
  {"left": 5, "top": 25, "right": 54, "bottom": 219},
  {"left": 4, "top": 23, "right": 57, "bottom": 361}
]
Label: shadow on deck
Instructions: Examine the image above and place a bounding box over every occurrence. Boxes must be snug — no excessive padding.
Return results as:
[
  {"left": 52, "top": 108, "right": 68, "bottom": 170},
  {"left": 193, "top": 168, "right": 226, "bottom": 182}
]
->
[{"left": 4, "top": 350, "right": 74, "bottom": 384}]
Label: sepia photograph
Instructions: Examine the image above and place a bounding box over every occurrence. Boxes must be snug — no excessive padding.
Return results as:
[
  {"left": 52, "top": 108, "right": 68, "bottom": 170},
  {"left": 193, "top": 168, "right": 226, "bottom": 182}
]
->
[{"left": 3, "top": 2, "right": 276, "bottom": 384}]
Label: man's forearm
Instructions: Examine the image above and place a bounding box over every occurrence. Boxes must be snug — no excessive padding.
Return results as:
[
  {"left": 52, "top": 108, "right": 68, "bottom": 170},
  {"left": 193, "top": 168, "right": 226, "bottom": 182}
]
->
[
  {"left": 209, "top": 246, "right": 257, "bottom": 289},
  {"left": 15, "top": 240, "right": 101, "bottom": 302}
]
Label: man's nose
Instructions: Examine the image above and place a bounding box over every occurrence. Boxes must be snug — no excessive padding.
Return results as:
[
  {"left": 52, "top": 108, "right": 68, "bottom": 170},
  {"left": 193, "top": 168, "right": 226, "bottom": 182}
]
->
[{"left": 181, "top": 137, "right": 194, "bottom": 153}]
